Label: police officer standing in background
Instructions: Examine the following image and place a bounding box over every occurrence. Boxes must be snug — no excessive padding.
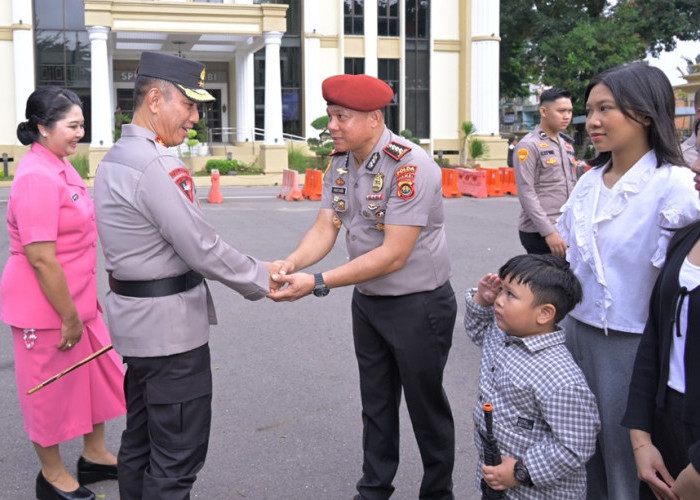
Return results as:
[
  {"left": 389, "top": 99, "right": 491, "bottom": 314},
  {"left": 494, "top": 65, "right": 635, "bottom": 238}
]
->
[
  {"left": 681, "top": 88, "right": 700, "bottom": 165},
  {"left": 514, "top": 87, "right": 577, "bottom": 257},
  {"left": 94, "top": 52, "right": 275, "bottom": 499},
  {"left": 268, "top": 74, "right": 457, "bottom": 500}
]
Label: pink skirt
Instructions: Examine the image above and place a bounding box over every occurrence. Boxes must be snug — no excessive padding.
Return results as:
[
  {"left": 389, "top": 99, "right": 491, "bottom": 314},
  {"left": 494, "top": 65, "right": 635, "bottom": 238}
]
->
[{"left": 12, "top": 315, "right": 126, "bottom": 447}]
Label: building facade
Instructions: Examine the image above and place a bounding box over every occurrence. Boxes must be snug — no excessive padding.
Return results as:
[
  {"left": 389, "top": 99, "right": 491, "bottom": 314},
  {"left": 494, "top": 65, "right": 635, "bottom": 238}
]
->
[{"left": 0, "top": 0, "right": 505, "bottom": 174}]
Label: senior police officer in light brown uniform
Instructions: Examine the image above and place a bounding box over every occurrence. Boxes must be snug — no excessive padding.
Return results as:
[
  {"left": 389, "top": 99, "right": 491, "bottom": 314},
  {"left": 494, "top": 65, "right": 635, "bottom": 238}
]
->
[
  {"left": 514, "top": 87, "right": 578, "bottom": 257},
  {"left": 94, "top": 52, "right": 275, "bottom": 500},
  {"left": 268, "top": 74, "right": 457, "bottom": 500}
]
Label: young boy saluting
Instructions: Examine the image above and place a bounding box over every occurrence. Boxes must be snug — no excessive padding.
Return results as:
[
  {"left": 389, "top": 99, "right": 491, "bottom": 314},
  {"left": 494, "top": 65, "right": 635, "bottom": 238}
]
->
[{"left": 464, "top": 254, "right": 600, "bottom": 499}]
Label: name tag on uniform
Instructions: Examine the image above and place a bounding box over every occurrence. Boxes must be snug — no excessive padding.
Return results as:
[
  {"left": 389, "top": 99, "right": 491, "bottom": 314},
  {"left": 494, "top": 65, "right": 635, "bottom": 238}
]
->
[{"left": 517, "top": 417, "right": 534, "bottom": 430}]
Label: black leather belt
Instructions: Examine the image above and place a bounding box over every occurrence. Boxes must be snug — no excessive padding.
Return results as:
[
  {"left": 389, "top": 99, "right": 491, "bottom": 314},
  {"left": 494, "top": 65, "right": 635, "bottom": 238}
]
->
[{"left": 108, "top": 270, "right": 204, "bottom": 298}]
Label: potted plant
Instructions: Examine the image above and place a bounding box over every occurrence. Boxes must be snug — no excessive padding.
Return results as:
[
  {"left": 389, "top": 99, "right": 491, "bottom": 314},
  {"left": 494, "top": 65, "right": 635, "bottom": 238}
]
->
[
  {"left": 458, "top": 120, "right": 476, "bottom": 166},
  {"left": 193, "top": 118, "right": 208, "bottom": 156},
  {"left": 468, "top": 137, "right": 489, "bottom": 167}
]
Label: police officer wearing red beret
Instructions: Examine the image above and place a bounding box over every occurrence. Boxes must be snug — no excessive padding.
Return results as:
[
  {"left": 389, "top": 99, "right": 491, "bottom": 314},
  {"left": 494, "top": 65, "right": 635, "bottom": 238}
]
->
[
  {"left": 269, "top": 74, "right": 457, "bottom": 499},
  {"left": 95, "top": 52, "right": 275, "bottom": 499}
]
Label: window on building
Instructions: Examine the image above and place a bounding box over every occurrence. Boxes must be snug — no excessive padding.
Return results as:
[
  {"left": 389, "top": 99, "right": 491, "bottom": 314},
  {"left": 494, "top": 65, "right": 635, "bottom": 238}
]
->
[
  {"left": 378, "top": 59, "right": 399, "bottom": 134},
  {"left": 344, "top": 58, "right": 365, "bottom": 75},
  {"left": 344, "top": 0, "right": 364, "bottom": 35},
  {"left": 378, "top": 0, "right": 399, "bottom": 37},
  {"left": 34, "top": 0, "right": 91, "bottom": 142},
  {"left": 254, "top": 0, "right": 302, "bottom": 138},
  {"left": 405, "top": 0, "right": 430, "bottom": 138}
]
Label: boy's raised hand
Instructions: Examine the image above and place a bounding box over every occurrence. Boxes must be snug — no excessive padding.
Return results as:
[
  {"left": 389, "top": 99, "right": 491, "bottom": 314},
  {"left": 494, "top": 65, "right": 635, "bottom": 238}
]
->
[{"left": 474, "top": 273, "right": 502, "bottom": 307}]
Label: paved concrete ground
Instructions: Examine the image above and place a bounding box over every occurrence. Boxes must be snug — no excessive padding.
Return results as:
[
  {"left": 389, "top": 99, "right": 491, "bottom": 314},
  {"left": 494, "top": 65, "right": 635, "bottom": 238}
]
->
[{"left": 0, "top": 186, "right": 524, "bottom": 499}]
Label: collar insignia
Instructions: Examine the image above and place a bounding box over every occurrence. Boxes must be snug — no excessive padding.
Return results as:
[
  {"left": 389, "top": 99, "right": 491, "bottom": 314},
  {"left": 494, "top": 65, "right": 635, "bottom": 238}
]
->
[{"left": 366, "top": 152, "right": 381, "bottom": 171}]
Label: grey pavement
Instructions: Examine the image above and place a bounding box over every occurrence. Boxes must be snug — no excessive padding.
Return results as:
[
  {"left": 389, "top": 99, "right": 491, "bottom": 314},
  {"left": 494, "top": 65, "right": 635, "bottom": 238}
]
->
[{"left": 0, "top": 186, "right": 524, "bottom": 499}]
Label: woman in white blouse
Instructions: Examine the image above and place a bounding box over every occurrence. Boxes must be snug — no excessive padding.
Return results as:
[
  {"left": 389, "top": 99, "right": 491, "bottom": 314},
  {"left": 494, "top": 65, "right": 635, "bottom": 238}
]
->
[{"left": 557, "top": 64, "right": 700, "bottom": 500}]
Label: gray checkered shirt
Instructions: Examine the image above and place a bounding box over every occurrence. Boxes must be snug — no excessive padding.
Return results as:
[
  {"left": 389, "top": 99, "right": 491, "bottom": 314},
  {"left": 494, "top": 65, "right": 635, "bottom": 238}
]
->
[{"left": 464, "top": 289, "right": 600, "bottom": 499}]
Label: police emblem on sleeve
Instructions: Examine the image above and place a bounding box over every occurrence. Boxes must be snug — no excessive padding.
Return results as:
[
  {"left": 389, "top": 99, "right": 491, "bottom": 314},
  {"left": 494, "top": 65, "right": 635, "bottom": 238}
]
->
[
  {"left": 169, "top": 167, "right": 195, "bottom": 204},
  {"left": 395, "top": 165, "right": 418, "bottom": 201}
]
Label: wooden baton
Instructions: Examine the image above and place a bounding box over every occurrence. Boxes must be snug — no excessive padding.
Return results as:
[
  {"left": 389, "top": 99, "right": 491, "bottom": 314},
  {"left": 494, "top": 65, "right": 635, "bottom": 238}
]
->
[{"left": 27, "top": 344, "right": 114, "bottom": 395}]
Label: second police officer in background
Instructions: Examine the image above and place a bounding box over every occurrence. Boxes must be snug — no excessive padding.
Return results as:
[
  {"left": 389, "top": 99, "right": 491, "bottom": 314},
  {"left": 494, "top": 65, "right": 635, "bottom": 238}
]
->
[
  {"left": 94, "top": 52, "right": 276, "bottom": 500},
  {"left": 514, "top": 88, "right": 578, "bottom": 257},
  {"left": 268, "top": 74, "right": 457, "bottom": 500}
]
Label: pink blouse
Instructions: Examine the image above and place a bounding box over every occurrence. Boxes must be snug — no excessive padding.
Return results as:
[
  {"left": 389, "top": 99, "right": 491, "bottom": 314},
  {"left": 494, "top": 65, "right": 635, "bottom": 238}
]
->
[{"left": 0, "top": 143, "right": 100, "bottom": 328}]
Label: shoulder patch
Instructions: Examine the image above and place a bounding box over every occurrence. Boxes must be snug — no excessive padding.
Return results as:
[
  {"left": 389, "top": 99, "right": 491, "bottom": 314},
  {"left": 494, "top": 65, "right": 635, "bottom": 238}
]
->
[
  {"left": 169, "top": 167, "right": 195, "bottom": 204},
  {"left": 517, "top": 148, "right": 529, "bottom": 162},
  {"left": 383, "top": 141, "right": 411, "bottom": 161},
  {"left": 395, "top": 164, "right": 418, "bottom": 201}
]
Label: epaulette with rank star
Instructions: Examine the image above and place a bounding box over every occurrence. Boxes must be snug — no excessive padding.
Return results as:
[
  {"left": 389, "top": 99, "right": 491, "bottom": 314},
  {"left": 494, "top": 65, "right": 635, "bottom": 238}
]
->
[
  {"left": 559, "top": 132, "right": 575, "bottom": 145},
  {"left": 383, "top": 141, "right": 411, "bottom": 161}
]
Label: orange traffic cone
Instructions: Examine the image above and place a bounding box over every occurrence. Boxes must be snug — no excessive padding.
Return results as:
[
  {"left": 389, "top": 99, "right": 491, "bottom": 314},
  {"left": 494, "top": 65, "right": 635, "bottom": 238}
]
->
[{"left": 208, "top": 169, "right": 223, "bottom": 204}]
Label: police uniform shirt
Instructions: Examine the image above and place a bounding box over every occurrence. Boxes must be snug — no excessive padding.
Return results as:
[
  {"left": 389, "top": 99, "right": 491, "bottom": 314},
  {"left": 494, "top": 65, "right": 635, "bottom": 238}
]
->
[
  {"left": 681, "top": 132, "right": 698, "bottom": 166},
  {"left": 514, "top": 124, "right": 577, "bottom": 236},
  {"left": 320, "top": 126, "right": 451, "bottom": 296},
  {"left": 94, "top": 124, "right": 269, "bottom": 357}
]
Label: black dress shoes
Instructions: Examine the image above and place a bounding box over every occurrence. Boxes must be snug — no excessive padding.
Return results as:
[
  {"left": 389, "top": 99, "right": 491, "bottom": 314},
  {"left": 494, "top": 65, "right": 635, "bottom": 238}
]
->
[
  {"left": 36, "top": 471, "right": 95, "bottom": 500},
  {"left": 76, "top": 456, "right": 118, "bottom": 485}
]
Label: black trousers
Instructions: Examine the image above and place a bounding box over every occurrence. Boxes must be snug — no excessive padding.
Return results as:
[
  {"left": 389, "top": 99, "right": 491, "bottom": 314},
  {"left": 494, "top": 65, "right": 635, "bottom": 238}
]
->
[
  {"left": 118, "top": 344, "right": 213, "bottom": 500},
  {"left": 352, "top": 282, "right": 457, "bottom": 500},
  {"left": 518, "top": 230, "right": 550, "bottom": 255},
  {"left": 640, "top": 389, "right": 700, "bottom": 499}
]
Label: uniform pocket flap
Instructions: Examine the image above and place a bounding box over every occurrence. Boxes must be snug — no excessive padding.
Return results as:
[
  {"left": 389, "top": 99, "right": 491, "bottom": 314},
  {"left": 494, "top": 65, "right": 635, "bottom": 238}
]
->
[{"left": 145, "top": 370, "right": 212, "bottom": 405}]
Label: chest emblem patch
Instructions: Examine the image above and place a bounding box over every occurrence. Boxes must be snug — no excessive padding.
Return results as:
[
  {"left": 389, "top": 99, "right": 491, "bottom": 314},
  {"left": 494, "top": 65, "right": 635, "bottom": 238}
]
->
[
  {"left": 517, "top": 148, "right": 529, "bottom": 162},
  {"left": 545, "top": 157, "right": 557, "bottom": 166},
  {"left": 169, "top": 167, "right": 195, "bottom": 204},
  {"left": 372, "top": 173, "right": 384, "bottom": 192}
]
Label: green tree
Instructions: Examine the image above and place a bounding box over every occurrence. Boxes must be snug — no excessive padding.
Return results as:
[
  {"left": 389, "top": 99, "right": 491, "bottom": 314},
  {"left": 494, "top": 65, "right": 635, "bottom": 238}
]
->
[
  {"left": 307, "top": 116, "right": 334, "bottom": 169},
  {"left": 500, "top": 0, "right": 700, "bottom": 109}
]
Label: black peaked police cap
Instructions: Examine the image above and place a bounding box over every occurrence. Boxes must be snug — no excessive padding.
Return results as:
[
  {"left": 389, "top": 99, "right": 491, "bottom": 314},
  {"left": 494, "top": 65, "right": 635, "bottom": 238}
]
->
[{"left": 137, "top": 51, "right": 215, "bottom": 103}]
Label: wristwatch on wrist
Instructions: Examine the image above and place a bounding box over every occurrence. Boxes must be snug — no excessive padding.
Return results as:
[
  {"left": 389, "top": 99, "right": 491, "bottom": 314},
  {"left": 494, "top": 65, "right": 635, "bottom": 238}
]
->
[
  {"left": 514, "top": 458, "right": 534, "bottom": 486},
  {"left": 312, "top": 272, "right": 330, "bottom": 297}
]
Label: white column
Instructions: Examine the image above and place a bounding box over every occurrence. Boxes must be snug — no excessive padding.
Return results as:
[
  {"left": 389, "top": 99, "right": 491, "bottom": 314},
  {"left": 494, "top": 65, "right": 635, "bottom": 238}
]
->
[
  {"left": 364, "top": 0, "right": 378, "bottom": 76},
  {"left": 235, "top": 50, "right": 254, "bottom": 143},
  {"left": 470, "top": 0, "right": 500, "bottom": 135},
  {"left": 88, "top": 26, "right": 112, "bottom": 148},
  {"left": 304, "top": 3, "right": 322, "bottom": 138},
  {"left": 263, "top": 31, "right": 284, "bottom": 145},
  {"left": 12, "top": 0, "right": 35, "bottom": 134}
]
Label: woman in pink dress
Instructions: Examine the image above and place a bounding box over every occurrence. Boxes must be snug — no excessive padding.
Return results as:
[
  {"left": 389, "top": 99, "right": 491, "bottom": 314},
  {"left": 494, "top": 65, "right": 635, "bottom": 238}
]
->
[{"left": 0, "top": 87, "right": 125, "bottom": 500}]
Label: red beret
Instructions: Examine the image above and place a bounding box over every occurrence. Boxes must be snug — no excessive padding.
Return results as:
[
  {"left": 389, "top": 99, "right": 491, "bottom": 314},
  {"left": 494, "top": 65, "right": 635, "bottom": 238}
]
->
[{"left": 322, "top": 74, "right": 394, "bottom": 112}]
